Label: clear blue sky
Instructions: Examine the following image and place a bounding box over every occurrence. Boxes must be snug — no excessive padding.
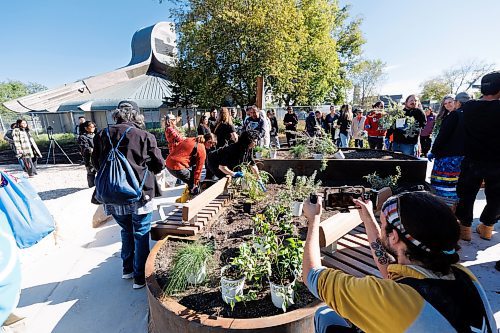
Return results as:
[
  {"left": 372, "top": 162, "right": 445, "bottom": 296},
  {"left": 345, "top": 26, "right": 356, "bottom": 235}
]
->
[{"left": 1, "top": 0, "right": 500, "bottom": 97}]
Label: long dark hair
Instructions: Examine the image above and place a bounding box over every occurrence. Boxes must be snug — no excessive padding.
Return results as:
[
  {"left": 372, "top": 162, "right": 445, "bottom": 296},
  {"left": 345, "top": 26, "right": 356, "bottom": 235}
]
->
[
  {"left": 15, "top": 119, "right": 29, "bottom": 132},
  {"left": 386, "top": 192, "right": 460, "bottom": 275}
]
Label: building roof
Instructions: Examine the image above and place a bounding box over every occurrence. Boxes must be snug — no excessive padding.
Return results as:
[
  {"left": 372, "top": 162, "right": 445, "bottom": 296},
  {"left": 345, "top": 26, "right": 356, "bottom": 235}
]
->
[{"left": 3, "top": 22, "right": 176, "bottom": 113}]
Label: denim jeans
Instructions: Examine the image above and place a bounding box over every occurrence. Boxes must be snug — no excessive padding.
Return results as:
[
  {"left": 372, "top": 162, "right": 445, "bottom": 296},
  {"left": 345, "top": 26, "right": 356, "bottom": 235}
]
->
[
  {"left": 167, "top": 167, "right": 194, "bottom": 189},
  {"left": 339, "top": 133, "right": 350, "bottom": 148},
  {"left": 392, "top": 142, "right": 417, "bottom": 156},
  {"left": 315, "top": 306, "right": 357, "bottom": 333},
  {"left": 112, "top": 212, "right": 152, "bottom": 279}
]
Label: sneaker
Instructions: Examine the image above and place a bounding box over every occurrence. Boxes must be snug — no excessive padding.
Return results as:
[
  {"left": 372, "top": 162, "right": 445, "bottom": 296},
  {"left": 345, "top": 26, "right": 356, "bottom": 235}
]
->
[
  {"left": 122, "top": 272, "right": 134, "bottom": 279},
  {"left": 133, "top": 276, "right": 146, "bottom": 289}
]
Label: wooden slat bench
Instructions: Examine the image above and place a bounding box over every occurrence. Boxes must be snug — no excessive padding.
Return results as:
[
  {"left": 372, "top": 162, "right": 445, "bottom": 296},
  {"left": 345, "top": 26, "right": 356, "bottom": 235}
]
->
[{"left": 151, "top": 176, "right": 231, "bottom": 240}]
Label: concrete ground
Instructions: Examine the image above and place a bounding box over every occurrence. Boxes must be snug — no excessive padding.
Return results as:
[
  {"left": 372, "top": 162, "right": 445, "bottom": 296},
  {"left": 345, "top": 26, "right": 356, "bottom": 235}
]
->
[{"left": 3, "top": 164, "right": 500, "bottom": 332}]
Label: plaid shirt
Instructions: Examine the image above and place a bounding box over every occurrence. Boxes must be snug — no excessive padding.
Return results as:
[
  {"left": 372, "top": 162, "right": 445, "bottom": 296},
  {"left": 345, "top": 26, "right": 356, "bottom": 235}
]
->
[{"left": 12, "top": 129, "right": 34, "bottom": 158}]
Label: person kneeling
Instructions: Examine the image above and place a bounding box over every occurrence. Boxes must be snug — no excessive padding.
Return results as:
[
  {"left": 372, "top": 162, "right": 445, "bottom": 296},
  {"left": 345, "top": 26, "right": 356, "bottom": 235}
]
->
[{"left": 166, "top": 133, "right": 216, "bottom": 203}]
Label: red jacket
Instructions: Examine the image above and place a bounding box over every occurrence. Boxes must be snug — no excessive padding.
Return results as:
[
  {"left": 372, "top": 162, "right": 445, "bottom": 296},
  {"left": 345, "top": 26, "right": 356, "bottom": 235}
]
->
[
  {"left": 166, "top": 138, "right": 206, "bottom": 185},
  {"left": 365, "top": 112, "right": 387, "bottom": 137}
]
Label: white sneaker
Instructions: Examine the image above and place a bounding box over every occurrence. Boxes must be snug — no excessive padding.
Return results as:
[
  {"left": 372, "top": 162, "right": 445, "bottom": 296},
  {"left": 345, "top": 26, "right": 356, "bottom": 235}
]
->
[{"left": 122, "top": 272, "right": 134, "bottom": 279}]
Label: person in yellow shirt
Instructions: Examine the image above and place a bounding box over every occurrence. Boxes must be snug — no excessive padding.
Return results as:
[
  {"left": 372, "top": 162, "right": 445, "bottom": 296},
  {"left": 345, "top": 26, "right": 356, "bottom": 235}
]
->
[{"left": 302, "top": 191, "right": 496, "bottom": 333}]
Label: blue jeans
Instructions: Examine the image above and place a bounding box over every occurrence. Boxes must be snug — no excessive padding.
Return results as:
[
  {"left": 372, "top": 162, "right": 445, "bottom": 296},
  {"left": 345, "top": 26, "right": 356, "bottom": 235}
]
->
[
  {"left": 315, "top": 306, "right": 356, "bottom": 333},
  {"left": 392, "top": 142, "right": 417, "bottom": 156},
  {"left": 339, "top": 133, "right": 350, "bottom": 148},
  {"left": 354, "top": 139, "right": 364, "bottom": 148},
  {"left": 112, "top": 213, "right": 152, "bottom": 279}
]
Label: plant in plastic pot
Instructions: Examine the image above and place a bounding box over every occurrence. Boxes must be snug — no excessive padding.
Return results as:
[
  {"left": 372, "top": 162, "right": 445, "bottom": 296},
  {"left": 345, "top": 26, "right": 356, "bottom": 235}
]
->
[
  {"left": 269, "top": 237, "right": 304, "bottom": 312},
  {"left": 164, "top": 241, "right": 214, "bottom": 295}
]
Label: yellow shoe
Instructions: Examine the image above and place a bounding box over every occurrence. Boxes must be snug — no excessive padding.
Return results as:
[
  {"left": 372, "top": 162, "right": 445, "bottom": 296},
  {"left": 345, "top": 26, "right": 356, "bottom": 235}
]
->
[
  {"left": 175, "top": 186, "right": 190, "bottom": 203},
  {"left": 476, "top": 223, "right": 493, "bottom": 240}
]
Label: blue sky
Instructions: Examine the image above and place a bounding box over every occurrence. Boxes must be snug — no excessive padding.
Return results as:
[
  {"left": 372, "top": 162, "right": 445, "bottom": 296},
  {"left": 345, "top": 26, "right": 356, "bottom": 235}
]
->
[{"left": 1, "top": 0, "right": 499, "bottom": 98}]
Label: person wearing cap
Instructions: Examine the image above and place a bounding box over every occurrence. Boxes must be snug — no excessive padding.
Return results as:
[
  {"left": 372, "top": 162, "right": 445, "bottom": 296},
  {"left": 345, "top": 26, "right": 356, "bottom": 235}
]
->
[
  {"left": 302, "top": 192, "right": 497, "bottom": 333},
  {"left": 164, "top": 113, "right": 184, "bottom": 155},
  {"left": 365, "top": 101, "right": 386, "bottom": 150},
  {"left": 387, "top": 95, "right": 426, "bottom": 156},
  {"left": 92, "top": 100, "right": 165, "bottom": 289},
  {"left": 283, "top": 106, "right": 298, "bottom": 147},
  {"left": 351, "top": 109, "right": 366, "bottom": 148},
  {"left": 456, "top": 71, "right": 500, "bottom": 241},
  {"left": 427, "top": 92, "right": 469, "bottom": 208}
]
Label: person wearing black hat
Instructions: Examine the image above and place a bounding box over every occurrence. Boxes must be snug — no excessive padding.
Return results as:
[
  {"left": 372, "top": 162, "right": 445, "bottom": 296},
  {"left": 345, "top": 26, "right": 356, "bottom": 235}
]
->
[
  {"left": 283, "top": 106, "right": 298, "bottom": 147},
  {"left": 456, "top": 71, "right": 500, "bottom": 241}
]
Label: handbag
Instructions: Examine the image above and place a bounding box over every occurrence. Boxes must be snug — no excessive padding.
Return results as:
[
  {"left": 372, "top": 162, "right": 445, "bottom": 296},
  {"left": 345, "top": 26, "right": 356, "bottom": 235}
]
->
[{"left": 0, "top": 171, "right": 55, "bottom": 249}]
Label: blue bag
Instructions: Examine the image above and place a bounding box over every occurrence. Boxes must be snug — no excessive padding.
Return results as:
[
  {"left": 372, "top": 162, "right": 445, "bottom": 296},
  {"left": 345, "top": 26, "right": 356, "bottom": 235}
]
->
[
  {"left": 95, "top": 127, "right": 148, "bottom": 204},
  {"left": 0, "top": 171, "right": 55, "bottom": 249},
  {"left": 0, "top": 210, "right": 21, "bottom": 325}
]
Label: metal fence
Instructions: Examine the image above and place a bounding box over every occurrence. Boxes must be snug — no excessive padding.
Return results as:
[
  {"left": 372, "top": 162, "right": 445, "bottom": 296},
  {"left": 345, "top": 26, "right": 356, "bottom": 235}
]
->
[{"left": 0, "top": 112, "right": 43, "bottom": 136}]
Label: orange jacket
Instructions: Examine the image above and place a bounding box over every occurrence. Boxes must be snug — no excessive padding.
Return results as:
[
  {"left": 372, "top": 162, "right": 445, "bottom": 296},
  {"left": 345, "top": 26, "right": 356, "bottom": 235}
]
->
[{"left": 166, "top": 138, "right": 206, "bottom": 185}]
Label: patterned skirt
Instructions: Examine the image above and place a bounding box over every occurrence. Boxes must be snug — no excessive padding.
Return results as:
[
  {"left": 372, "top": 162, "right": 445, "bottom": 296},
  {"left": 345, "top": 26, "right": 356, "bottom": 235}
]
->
[{"left": 430, "top": 156, "right": 464, "bottom": 203}]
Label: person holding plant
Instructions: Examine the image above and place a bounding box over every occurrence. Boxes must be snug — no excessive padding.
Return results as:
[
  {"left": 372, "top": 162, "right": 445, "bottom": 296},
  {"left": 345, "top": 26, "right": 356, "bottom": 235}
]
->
[
  {"left": 207, "top": 130, "right": 263, "bottom": 184},
  {"left": 428, "top": 92, "right": 470, "bottom": 208},
  {"left": 365, "top": 101, "right": 386, "bottom": 150},
  {"left": 283, "top": 106, "right": 298, "bottom": 147},
  {"left": 302, "top": 192, "right": 496, "bottom": 333},
  {"left": 323, "top": 105, "right": 339, "bottom": 136},
  {"left": 166, "top": 133, "right": 216, "bottom": 201},
  {"left": 12, "top": 119, "right": 42, "bottom": 177},
  {"left": 387, "top": 95, "right": 426, "bottom": 156}
]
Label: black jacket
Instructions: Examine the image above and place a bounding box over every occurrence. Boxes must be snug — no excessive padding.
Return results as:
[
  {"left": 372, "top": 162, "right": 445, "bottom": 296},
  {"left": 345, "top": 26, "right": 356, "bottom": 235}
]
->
[
  {"left": 283, "top": 113, "right": 298, "bottom": 131},
  {"left": 269, "top": 117, "right": 279, "bottom": 137},
  {"left": 91, "top": 122, "right": 165, "bottom": 203},
  {"left": 431, "top": 110, "right": 465, "bottom": 158},
  {"left": 78, "top": 133, "right": 95, "bottom": 168},
  {"left": 388, "top": 107, "right": 426, "bottom": 145}
]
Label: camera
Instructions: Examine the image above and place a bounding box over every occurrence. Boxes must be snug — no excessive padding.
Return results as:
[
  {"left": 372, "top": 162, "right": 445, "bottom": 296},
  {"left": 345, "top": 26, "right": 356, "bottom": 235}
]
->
[{"left": 47, "top": 126, "right": 54, "bottom": 140}]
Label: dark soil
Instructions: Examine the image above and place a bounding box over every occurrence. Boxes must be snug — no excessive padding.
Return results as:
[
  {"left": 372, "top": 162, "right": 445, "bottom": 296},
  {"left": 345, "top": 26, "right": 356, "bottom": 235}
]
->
[
  {"left": 153, "top": 184, "right": 338, "bottom": 319},
  {"left": 277, "top": 148, "right": 417, "bottom": 161}
]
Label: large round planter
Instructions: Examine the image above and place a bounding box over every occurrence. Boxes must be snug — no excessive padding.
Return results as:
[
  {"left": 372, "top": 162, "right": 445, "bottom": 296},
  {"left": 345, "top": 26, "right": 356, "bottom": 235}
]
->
[{"left": 146, "top": 238, "right": 322, "bottom": 333}]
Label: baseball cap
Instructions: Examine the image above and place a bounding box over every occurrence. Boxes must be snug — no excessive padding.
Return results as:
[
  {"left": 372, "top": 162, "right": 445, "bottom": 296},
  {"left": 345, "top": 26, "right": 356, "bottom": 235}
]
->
[
  {"left": 481, "top": 71, "right": 500, "bottom": 92},
  {"left": 455, "top": 92, "right": 471, "bottom": 103},
  {"left": 117, "top": 100, "right": 139, "bottom": 112}
]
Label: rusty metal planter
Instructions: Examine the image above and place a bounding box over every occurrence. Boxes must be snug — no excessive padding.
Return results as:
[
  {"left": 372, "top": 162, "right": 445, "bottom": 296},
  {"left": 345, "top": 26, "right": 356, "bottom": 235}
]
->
[{"left": 146, "top": 238, "right": 322, "bottom": 333}]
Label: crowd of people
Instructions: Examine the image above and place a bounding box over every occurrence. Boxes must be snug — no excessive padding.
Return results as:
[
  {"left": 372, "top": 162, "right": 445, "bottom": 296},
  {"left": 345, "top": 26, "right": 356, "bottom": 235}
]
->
[{"left": 2, "top": 70, "right": 499, "bottom": 332}]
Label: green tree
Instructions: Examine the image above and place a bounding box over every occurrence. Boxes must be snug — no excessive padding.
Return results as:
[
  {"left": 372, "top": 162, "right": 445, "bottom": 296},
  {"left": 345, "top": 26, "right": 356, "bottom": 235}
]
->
[
  {"left": 167, "top": 0, "right": 364, "bottom": 107},
  {"left": 420, "top": 78, "right": 449, "bottom": 102},
  {"left": 0, "top": 80, "right": 47, "bottom": 116},
  {"left": 350, "top": 59, "right": 386, "bottom": 109}
]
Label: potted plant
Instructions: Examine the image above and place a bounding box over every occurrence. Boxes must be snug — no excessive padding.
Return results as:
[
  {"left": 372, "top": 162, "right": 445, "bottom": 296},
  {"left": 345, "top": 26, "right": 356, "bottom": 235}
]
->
[
  {"left": 290, "top": 144, "right": 307, "bottom": 159},
  {"left": 269, "top": 237, "right": 304, "bottom": 312},
  {"left": 164, "top": 241, "right": 214, "bottom": 295},
  {"left": 280, "top": 169, "right": 321, "bottom": 217},
  {"left": 254, "top": 146, "right": 269, "bottom": 159}
]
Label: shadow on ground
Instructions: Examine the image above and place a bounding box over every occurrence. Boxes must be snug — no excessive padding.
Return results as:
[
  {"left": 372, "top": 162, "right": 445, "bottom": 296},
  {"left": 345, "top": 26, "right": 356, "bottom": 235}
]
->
[{"left": 38, "top": 187, "right": 87, "bottom": 200}]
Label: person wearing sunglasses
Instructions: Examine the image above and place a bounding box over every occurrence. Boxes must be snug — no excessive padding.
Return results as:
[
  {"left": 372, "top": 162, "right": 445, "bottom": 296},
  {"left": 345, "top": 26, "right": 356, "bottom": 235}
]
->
[{"left": 302, "top": 191, "right": 496, "bottom": 333}]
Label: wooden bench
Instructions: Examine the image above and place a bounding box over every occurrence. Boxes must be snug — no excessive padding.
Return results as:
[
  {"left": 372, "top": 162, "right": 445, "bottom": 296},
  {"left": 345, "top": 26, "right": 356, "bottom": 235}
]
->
[{"left": 151, "top": 176, "right": 231, "bottom": 240}]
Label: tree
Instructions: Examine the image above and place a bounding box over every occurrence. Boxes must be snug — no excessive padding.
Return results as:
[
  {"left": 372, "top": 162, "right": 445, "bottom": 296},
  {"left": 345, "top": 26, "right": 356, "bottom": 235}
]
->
[
  {"left": 350, "top": 59, "right": 386, "bottom": 108},
  {"left": 167, "top": 0, "right": 364, "bottom": 107},
  {"left": 442, "top": 59, "right": 495, "bottom": 94},
  {"left": 420, "top": 78, "right": 450, "bottom": 101},
  {"left": 0, "top": 80, "right": 47, "bottom": 115}
]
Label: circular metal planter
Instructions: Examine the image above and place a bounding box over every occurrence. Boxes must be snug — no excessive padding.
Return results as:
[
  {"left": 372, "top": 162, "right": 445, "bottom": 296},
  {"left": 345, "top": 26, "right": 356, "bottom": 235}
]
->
[{"left": 145, "top": 238, "right": 322, "bottom": 333}]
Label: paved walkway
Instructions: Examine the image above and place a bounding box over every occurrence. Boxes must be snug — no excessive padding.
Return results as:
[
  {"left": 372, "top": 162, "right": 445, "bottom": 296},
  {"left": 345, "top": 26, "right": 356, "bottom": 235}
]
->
[{"left": 5, "top": 165, "right": 500, "bottom": 332}]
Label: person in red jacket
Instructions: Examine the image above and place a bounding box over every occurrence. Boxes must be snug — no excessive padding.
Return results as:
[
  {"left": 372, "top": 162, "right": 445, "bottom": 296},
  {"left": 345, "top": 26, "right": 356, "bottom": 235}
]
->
[
  {"left": 166, "top": 133, "right": 216, "bottom": 196},
  {"left": 364, "top": 101, "right": 387, "bottom": 149}
]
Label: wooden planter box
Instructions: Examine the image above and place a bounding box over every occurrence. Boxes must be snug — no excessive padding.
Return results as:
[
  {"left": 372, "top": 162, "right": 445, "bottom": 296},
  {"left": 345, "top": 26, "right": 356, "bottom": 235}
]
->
[{"left": 145, "top": 238, "right": 322, "bottom": 333}]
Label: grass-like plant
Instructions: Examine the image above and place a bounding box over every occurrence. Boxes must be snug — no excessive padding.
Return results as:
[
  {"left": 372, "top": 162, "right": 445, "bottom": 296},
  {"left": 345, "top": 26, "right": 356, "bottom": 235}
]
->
[{"left": 164, "top": 241, "right": 213, "bottom": 295}]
